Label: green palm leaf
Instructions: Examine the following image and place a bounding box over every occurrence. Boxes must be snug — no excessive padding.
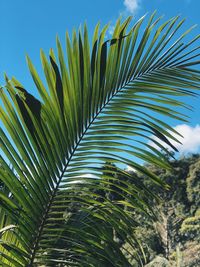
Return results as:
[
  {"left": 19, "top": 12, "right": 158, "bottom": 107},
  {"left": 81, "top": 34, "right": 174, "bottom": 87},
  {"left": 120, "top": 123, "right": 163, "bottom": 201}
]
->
[{"left": 0, "top": 13, "right": 200, "bottom": 266}]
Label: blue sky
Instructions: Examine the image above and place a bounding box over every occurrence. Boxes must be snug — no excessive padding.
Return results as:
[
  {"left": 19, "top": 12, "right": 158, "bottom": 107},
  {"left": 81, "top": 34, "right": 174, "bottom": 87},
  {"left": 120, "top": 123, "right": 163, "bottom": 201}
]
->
[{"left": 0, "top": 0, "right": 200, "bottom": 154}]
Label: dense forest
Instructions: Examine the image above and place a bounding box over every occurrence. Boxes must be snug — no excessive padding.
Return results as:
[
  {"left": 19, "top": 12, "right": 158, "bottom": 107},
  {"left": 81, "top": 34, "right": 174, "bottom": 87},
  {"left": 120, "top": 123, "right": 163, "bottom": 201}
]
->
[{"left": 123, "top": 153, "right": 200, "bottom": 266}]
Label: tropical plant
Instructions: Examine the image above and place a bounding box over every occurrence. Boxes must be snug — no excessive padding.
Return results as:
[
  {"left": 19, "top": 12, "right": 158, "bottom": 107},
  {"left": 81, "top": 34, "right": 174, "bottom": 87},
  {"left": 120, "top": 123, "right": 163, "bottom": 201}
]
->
[{"left": 0, "top": 13, "right": 200, "bottom": 266}]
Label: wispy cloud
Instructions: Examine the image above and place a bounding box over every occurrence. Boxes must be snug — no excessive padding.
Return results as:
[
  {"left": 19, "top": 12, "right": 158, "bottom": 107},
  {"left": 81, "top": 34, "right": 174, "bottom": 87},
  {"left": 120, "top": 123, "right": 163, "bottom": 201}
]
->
[
  {"left": 149, "top": 124, "right": 200, "bottom": 154},
  {"left": 107, "top": 0, "right": 141, "bottom": 38},
  {"left": 123, "top": 0, "right": 141, "bottom": 14},
  {"left": 108, "top": 25, "right": 115, "bottom": 36}
]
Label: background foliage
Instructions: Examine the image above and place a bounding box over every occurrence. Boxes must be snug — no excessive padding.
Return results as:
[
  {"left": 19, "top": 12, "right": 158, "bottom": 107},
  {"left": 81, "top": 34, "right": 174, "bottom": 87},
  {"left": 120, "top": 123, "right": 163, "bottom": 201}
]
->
[{"left": 125, "top": 154, "right": 200, "bottom": 266}]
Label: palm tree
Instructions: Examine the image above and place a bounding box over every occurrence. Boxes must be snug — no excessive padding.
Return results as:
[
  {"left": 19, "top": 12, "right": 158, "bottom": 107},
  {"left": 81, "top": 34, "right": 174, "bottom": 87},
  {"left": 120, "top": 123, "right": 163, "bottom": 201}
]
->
[{"left": 0, "top": 13, "right": 200, "bottom": 266}]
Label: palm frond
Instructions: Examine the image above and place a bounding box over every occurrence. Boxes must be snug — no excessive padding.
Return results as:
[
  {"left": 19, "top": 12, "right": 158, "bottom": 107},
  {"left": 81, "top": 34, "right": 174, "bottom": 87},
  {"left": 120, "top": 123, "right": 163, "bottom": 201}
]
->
[{"left": 0, "top": 13, "right": 200, "bottom": 266}]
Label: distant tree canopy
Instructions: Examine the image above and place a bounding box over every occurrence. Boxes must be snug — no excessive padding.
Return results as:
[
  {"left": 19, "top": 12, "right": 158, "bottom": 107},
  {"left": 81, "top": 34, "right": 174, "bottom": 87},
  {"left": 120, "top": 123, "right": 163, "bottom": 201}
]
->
[{"left": 126, "top": 154, "right": 200, "bottom": 266}]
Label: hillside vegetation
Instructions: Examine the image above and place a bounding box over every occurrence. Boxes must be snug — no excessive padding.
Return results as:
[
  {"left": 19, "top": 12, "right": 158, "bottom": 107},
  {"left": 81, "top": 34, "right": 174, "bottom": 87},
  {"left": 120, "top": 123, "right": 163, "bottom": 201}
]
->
[{"left": 126, "top": 154, "right": 200, "bottom": 266}]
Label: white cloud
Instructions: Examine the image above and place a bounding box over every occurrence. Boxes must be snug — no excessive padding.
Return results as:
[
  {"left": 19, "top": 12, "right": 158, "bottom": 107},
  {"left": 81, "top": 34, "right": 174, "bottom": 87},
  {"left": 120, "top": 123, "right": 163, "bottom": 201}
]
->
[
  {"left": 149, "top": 124, "right": 200, "bottom": 154},
  {"left": 106, "top": 0, "right": 141, "bottom": 38},
  {"left": 125, "top": 166, "right": 136, "bottom": 172},
  {"left": 108, "top": 25, "right": 115, "bottom": 35},
  {"left": 106, "top": 25, "right": 115, "bottom": 37},
  {"left": 123, "top": 0, "right": 140, "bottom": 14}
]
